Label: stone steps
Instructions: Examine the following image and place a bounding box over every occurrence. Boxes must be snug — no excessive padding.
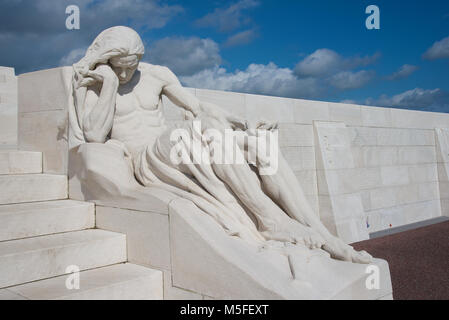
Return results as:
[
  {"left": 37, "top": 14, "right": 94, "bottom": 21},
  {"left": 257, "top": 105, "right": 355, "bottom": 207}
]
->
[
  {"left": 0, "top": 146, "right": 164, "bottom": 299},
  {"left": 1, "top": 263, "right": 163, "bottom": 300},
  {"left": 0, "top": 151, "right": 42, "bottom": 175},
  {"left": 0, "top": 229, "right": 126, "bottom": 288},
  {"left": 0, "top": 200, "right": 95, "bottom": 242},
  {"left": 0, "top": 174, "right": 67, "bottom": 205}
]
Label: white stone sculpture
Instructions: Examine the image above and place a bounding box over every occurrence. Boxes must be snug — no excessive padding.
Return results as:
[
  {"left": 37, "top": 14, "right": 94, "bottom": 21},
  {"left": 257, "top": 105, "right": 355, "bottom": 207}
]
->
[
  {"left": 70, "top": 26, "right": 372, "bottom": 263},
  {"left": 65, "top": 26, "right": 395, "bottom": 299}
]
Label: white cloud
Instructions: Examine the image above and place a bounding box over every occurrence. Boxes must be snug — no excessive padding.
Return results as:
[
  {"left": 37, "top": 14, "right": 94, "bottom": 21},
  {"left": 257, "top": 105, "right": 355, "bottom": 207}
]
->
[
  {"left": 147, "top": 37, "right": 221, "bottom": 76},
  {"left": 180, "top": 63, "right": 322, "bottom": 99},
  {"left": 365, "top": 88, "right": 449, "bottom": 112},
  {"left": 294, "top": 49, "right": 341, "bottom": 77},
  {"left": 329, "top": 70, "right": 375, "bottom": 89},
  {"left": 179, "top": 47, "right": 380, "bottom": 99},
  {"left": 423, "top": 36, "right": 449, "bottom": 60},
  {"left": 59, "top": 47, "right": 87, "bottom": 66},
  {"left": 195, "top": 0, "right": 259, "bottom": 32},
  {"left": 294, "top": 49, "right": 380, "bottom": 78},
  {"left": 386, "top": 64, "right": 418, "bottom": 80},
  {"left": 0, "top": 0, "right": 183, "bottom": 73},
  {"left": 224, "top": 29, "right": 257, "bottom": 47}
]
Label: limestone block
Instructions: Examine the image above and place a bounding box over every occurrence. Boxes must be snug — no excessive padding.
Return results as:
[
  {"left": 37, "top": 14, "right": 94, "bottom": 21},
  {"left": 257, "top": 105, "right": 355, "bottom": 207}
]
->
[
  {"left": 245, "top": 93, "right": 295, "bottom": 123},
  {"left": 314, "top": 121, "right": 369, "bottom": 242},
  {"left": 169, "top": 199, "right": 300, "bottom": 299},
  {"left": 18, "top": 110, "right": 68, "bottom": 174},
  {"left": 294, "top": 170, "right": 318, "bottom": 196},
  {"left": 397, "top": 146, "right": 436, "bottom": 165},
  {"left": 169, "top": 199, "right": 390, "bottom": 299},
  {"left": 368, "top": 200, "right": 441, "bottom": 230},
  {"left": 328, "top": 102, "right": 362, "bottom": 127},
  {"left": 360, "top": 190, "right": 372, "bottom": 211},
  {"left": 96, "top": 206, "right": 171, "bottom": 271},
  {"left": 0, "top": 67, "right": 15, "bottom": 77},
  {"left": 380, "top": 166, "right": 410, "bottom": 186},
  {"left": 335, "top": 217, "right": 368, "bottom": 244},
  {"left": 435, "top": 128, "right": 449, "bottom": 163},
  {"left": 317, "top": 168, "right": 382, "bottom": 195},
  {"left": 330, "top": 194, "right": 366, "bottom": 221},
  {"left": 418, "top": 182, "right": 440, "bottom": 202},
  {"left": 0, "top": 229, "right": 126, "bottom": 288},
  {"left": 0, "top": 150, "right": 42, "bottom": 175},
  {"left": 8, "top": 263, "right": 162, "bottom": 300},
  {"left": 441, "top": 199, "right": 449, "bottom": 217},
  {"left": 439, "top": 181, "right": 449, "bottom": 199},
  {"left": 365, "top": 211, "right": 382, "bottom": 233},
  {"left": 349, "top": 127, "right": 378, "bottom": 146},
  {"left": 377, "top": 128, "right": 434, "bottom": 146},
  {"left": 391, "top": 108, "right": 449, "bottom": 130},
  {"left": 0, "top": 200, "right": 94, "bottom": 242},
  {"left": 438, "top": 163, "right": 449, "bottom": 182},
  {"left": 0, "top": 174, "right": 67, "bottom": 205},
  {"left": 0, "top": 102, "right": 17, "bottom": 147},
  {"left": 0, "top": 77, "right": 18, "bottom": 104},
  {"left": 396, "top": 184, "right": 420, "bottom": 205},
  {"left": 408, "top": 164, "right": 438, "bottom": 183},
  {"left": 18, "top": 67, "right": 71, "bottom": 113},
  {"left": 360, "top": 146, "right": 398, "bottom": 167},
  {"left": 278, "top": 123, "right": 314, "bottom": 147},
  {"left": 293, "top": 99, "right": 329, "bottom": 124},
  {"left": 361, "top": 106, "right": 392, "bottom": 128},
  {"left": 281, "top": 146, "right": 316, "bottom": 171},
  {"left": 369, "top": 185, "right": 419, "bottom": 211},
  {"left": 196, "top": 88, "right": 246, "bottom": 119},
  {"left": 435, "top": 128, "right": 449, "bottom": 216},
  {"left": 314, "top": 122, "right": 355, "bottom": 170},
  {"left": 68, "top": 143, "right": 177, "bottom": 214},
  {"left": 163, "top": 270, "right": 203, "bottom": 300}
]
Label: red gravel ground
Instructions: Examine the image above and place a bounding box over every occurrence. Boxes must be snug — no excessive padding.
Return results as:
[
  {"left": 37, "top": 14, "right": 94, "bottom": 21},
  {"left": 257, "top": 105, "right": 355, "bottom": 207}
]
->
[{"left": 352, "top": 221, "right": 449, "bottom": 300}]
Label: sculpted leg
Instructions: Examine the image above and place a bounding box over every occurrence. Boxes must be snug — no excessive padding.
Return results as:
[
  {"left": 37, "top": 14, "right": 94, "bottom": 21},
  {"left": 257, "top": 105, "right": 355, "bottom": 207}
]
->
[
  {"left": 242, "top": 134, "right": 372, "bottom": 263},
  {"left": 210, "top": 140, "right": 325, "bottom": 249}
]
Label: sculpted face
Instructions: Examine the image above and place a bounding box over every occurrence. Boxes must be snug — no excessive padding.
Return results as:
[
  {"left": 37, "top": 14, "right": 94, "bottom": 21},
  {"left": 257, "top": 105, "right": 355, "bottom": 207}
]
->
[{"left": 109, "top": 55, "right": 139, "bottom": 84}]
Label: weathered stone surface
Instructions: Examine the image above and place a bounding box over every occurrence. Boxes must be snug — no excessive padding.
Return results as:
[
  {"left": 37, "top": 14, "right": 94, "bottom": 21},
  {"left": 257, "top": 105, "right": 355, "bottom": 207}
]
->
[
  {"left": 0, "top": 174, "right": 67, "bottom": 205},
  {"left": 0, "top": 200, "right": 94, "bottom": 241},
  {"left": 96, "top": 206, "right": 171, "bottom": 270},
  {"left": 0, "top": 150, "right": 42, "bottom": 175},
  {"left": 0, "top": 229, "right": 126, "bottom": 288},
  {"left": 7, "top": 263, "right": 162, "bottom": 300}
]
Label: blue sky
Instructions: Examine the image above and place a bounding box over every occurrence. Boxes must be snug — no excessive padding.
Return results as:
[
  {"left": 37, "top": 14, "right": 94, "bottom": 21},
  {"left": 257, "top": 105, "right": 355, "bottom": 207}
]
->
[{"left": 1, "top": 0, "right": 448, "bottom": 111}]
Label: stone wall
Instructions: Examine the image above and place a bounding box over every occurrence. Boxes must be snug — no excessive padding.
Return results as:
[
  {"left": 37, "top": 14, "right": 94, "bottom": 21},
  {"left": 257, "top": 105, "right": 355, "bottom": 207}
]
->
[
  {"left": 17, "top": 67, "right": 72, "bottom": 174},
  {"left": 174, "top": 88, "right": 449, "bottom": 242},
  {"left": 14, "top": 67, "right": 449, "bottom": 243},
  {"left": 0, "top": 67, "right": 18, "bottom": 148}
]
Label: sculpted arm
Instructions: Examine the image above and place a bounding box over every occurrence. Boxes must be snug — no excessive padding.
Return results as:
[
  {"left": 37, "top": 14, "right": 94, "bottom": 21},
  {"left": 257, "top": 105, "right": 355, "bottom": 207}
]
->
[
  {"left": 160, "top": 67, "right": 201, "bottom": 117},
  {"left": 82, "top": 65, "right": 119, "bottom": 143},
  {"left": 160, "top": 66, "right": 248, "bottom": 129}
]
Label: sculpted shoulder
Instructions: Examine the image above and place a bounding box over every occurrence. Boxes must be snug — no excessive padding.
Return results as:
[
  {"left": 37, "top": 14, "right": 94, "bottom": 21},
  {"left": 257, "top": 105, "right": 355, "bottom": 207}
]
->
[{"left": 138, "top": 62, "right": 180, "bottom": 85}]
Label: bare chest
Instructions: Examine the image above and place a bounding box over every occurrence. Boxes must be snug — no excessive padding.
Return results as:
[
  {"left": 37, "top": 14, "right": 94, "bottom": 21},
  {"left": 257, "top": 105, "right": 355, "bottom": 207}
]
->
[{"left": 114, "top": 76, "right": 163, "bottom": 116}]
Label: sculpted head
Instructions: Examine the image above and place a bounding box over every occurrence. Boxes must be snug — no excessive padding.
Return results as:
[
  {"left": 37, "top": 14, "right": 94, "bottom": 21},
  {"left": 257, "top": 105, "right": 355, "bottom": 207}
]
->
[{"left": 74, "top": 26, "right": 145, "bottom": 86}]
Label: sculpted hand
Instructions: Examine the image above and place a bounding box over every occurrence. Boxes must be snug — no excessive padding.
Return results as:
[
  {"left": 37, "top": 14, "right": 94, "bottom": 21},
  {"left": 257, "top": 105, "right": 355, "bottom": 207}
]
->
[
  {"left": 227, "top": 115, "right": 248, "bottom": 131},
  {"left": 78, "top": 64, "right": 118, "bottom": 87},
  {"left": 246, "top": 119, "right": 279, "bottom": 136}
]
